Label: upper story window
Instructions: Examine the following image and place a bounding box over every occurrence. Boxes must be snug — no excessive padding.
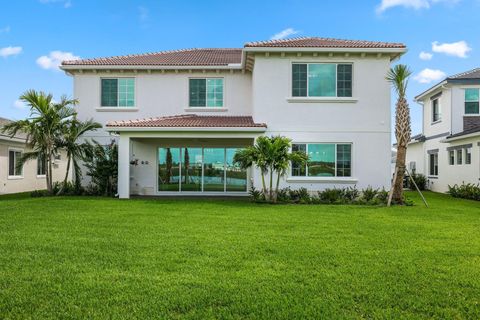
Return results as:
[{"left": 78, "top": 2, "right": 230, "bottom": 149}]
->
[
  {"left": 189, "top": 78, "right": 224, "bottom": 107},
  {"left": 432, "top": 98, "right": 441, "bottom": 122},
  {"left": 101, "top": 78, "right": 135, "bottom": 107},
  {"left": 292, "top": 63, "right": 352, "bottom": 98},
  {"left": 291, "top": 143, "right": 352, "bottom": 177},
  {"left": 465, "top": 88, "right": 479, "bottom": 114},
  {"left": 8, "top": 149, "right": 23, "bottom": 177}
]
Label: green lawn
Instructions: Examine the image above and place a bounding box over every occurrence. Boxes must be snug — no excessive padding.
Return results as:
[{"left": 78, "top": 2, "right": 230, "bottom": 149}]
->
[{"left": 0, "top": 192, "right": 479, "bottom": 319}]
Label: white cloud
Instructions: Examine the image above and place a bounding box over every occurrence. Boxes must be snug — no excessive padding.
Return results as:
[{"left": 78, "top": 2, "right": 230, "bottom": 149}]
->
[
  {"left": 376, "top": 0, "right": 459, "bottom": 13},
  {"left": 0, "top": 26, "right": 10, "bottom": 33},
  {"left": 36, "top": 51, "right": 80, "bottom": 71},
  {"left": 139, "top": 6, "right": 149, "bottom": 22},
  {"left": 13, "top": 99, "right": 27, "bottom": 110},
  {"left": 419, "top": 51, "right": 433, "bottom": 60},
  {"left": 39, "top": 0, "right": 71, "bottom": 8},
  {"left": 0, "top": 46, "right": 22, "bottom": 58},
  {"left": 432, "top": 40, "right": 471, "bottom": 58},
  {"left": 270, "top": 28, "right": 300, "bottom": 40},
  {"left": 414, "top": 68, "right": 446, "bottom": 83}
]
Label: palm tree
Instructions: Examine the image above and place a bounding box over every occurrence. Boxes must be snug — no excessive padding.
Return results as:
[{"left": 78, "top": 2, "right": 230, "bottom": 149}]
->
[
  {"left": 57, "top": 117, "right": 102, "bottom": 193},
  {"left": 271, "top": 136, "right": 308, "bottom": 202},
  {"left": 1, "top": 90, "right": 76, "bottom": 193},
  {"left": 234, "top": 136, "right": 270, "bottom": 198},
  {"left": 386, "top": 64, "right": 412, "bottom": 205}
]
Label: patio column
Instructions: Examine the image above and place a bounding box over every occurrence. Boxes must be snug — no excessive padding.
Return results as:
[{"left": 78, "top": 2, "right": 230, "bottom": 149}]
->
[{"left": 118, "top": 134, "right": 130, "bottom": 199}]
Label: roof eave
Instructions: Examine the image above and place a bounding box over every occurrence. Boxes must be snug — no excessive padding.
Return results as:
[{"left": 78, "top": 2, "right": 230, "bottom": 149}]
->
[
  {"left": 441, "top": 131, "right": 480, "bottom": 142},
  {"left": 104, "top": 126, "right": 267, "bottom": 132},
  {"left": 414, "top": 80, "right": 448, "bottom": 102}
]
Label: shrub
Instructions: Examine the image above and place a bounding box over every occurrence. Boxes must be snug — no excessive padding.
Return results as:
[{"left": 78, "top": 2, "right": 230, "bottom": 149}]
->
[
  {"left": 30, "top": 190, "right": 50, "bottom": 198},
  {"left": 318, "top": 188, "right": 345, "bottom": 204},
  {"left": 448, "top": 183, "right": 480, "bottom": 201},
  {"left": 408, "top": 173, "right": 427, "bottom": 191},
  {"left": 83, "top": 140, "right": 118, "bottom": 197},
  {"left": 249, "top": 186, "right": 265, "bottom": 202},
  {"left": 361, "top": 186, "right": 378, "bottom": 203},
  {"left": 276, "top": 187, "right": 291, "bottom": 203}
]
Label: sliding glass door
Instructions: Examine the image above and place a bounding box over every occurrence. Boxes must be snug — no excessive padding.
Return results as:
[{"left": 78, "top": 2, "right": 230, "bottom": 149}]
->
[{"left": 157, "top": 147, "right": 247, "bottom": 193}]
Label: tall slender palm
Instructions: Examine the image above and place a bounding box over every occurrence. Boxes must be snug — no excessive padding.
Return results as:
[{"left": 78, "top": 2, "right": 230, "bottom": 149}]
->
[
  {"left": 57, "top": 117, "right": 102, "bottom": 193},
  {"left": 386, "top": 64, "right": 412, "bottom": 205},
  {"left": 1, "top": 90, "right": 76, "bottom": 193}
]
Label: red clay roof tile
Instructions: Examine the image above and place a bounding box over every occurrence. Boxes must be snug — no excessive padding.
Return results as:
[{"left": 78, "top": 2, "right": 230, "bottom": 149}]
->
[
  {"left": 244, "top": 37, "right": 406, "bottom": 49},
  {"left": 106, "top": 115, "right": 266, "bottom": 128}
]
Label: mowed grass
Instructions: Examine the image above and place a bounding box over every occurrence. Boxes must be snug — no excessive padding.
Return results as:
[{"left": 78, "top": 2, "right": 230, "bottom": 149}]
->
[{"left": 0, "top": 192, "right": 479, "bottom": 319}]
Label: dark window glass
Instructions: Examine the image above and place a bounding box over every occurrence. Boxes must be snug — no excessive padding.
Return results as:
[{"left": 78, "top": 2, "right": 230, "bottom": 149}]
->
[
  {"left": 8, "top": 150, "right": 22, "bottom": 176},
  {"left": 101, "top": 79, "right": 118, "bottom": 107},
  {"left": 457, "top": 149, "right": 463, "bottom": 165},
  {"left": 449, "top": 151, "right": 455, "bottom": 165},
  {"left": 291, "top": 144, "right": 307, "bottom": 176},
  {"left": 8, "top": 150, "right": 15, "bottom": 176},
  {"left": 189, "top": 79, "right": 207, "bottom": 107},
  {"left": 432, "top": 99, "right": 441, "bottom": 122},
  {"left": 292, "top": 64, "right": 307, "bottom": 97},
  {"left": 37, "top": 156, "right": 46, "bottom": 175},
  {"left": 465, "top": 102, "right": 479, "bottom": 114},
  {"left": 337, "top": 64, "right": 352, "bottom": 97},
  {"left": 429, "top": 153, "right": 438, "bottom": 176},
  {"left": 336, "top": 144, "right": 352, "bottom": 177},
  {"left": 466, "top": 148, "right": 472, "bottom": 164}
]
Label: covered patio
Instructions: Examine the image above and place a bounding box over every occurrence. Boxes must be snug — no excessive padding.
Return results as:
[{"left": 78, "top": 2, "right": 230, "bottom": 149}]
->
[{"left": 105, "top": 115, "right": 267, "bottom": 198}]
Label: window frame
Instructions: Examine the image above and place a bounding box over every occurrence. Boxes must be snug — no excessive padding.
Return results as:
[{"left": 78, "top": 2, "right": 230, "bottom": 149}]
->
[
  {"left": 456, "top": 149, "right": 463, "bottom": 165},
  {"left": 429, "top": 153, "right": 439, "bottom": 177},
  {"left": 431, "top": 98, "right": 441, "bottom": 123},
  {"left": 100, "top": 77, "right": 136, "bottom": 108},
  {"left": 448, "top": 150, "right": 455, "bottom": 165},
  {"left": 8, "top": 147, "right": 24, "bottom": 179},
  {"left": 464, "top": 88, "right": 480, "bottom": 115},
  {"left": 37, "top": 155, "right": 46, "bottom": 177},
  {"left": 465, "top": 148, "right": 472, "bottom": 165},
  {"left": 291, "top": 62, "right": 353, "bottom": 98},
  {"left": 290, "top": 142, "right": 353, "bottom": 178},
  {"left": 188, "top": 77, "right": 225, "bottom": 108}
]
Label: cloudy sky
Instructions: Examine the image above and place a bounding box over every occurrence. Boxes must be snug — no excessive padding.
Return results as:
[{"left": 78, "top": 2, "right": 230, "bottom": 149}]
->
[{"left": 1, "top": 0, "right": 479, "bottom": 136}]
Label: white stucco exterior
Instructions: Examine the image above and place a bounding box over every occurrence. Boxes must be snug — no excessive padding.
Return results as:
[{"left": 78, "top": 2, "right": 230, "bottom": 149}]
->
[
  {"left": 406, "top": 76, "right": 480, "bottom": 192},
  {"left": 64, "top": 43, "right": 405, "bottom": 198}
]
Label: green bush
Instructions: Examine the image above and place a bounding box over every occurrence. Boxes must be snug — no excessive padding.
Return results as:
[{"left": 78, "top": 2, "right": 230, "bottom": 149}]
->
[
  {"left": 408, "top": 173, "right": 427, "bottom": 190},
  {"left": 30, "top": 190, "right": 50, "bottom": 198},
  {"left": 318, "top": 188, "right": 345, "bottom": 204},
  {"left": 448, "top": 183, "right": 480, "bottom": 201}
]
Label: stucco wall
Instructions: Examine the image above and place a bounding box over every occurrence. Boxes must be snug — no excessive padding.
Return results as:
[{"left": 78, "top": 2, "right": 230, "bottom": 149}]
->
[{"left": 0, "top": 140, "right": 69, "bottom": 194}]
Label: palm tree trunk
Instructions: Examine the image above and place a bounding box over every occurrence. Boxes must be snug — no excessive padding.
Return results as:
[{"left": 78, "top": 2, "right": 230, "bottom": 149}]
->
[
  {"left": 274, "top": 171, "right": 281, "bottom": 203},
  {"left": 392, "top": 145, "right": 406, "bottom": 204},
  {"left": 57, "top": 153, "right": 71, "bottom": 195},
  {"left": 261, "top": 172, "right": 267, "bottom": 198},
  {"left": 269, "top": 166, "right": 274, "bottom": 201}
]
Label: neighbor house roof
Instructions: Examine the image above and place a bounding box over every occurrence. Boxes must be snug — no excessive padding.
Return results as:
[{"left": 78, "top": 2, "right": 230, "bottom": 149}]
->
[
  {"left": 244, "top": 37, "right": 406, "bottom": 49},
  {"left": 0, "top": 117, "right": 27, "bottom": 141},
  {"left": 415, "top": 67, "right": 480, "bottom": 101},
  {"left": 62, "top": 48, "right": 243, "bottom": 67},
  {"left": 105, "top": 115, "right": 267, "bottom": 130},
  {"left": 445, "top": 126, "right": 480, "bottom": 140},
  {"left": 61, "top": 37, "right": 406, "bottom": 69}
]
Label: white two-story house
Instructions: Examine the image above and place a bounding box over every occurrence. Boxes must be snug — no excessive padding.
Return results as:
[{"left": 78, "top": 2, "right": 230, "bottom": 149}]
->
[
  {"left": 407, "top": 68, "right": 480, "bottom": 192},
  {"left": 60, "top": 37, "right": 406, "bottom": 198}
]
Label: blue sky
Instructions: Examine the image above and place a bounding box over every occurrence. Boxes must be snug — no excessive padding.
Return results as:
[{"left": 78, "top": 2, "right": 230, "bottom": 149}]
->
[{"left": 1, "top": 0, "right": 479, "bottom": 136}]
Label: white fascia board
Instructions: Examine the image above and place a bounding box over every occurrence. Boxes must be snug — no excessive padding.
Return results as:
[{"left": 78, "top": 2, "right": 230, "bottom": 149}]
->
[
  {"left": 414, "top": 81, "right": 447, "bottom": 102},
  {"left": 440, "top": 132, "right": 480, "bottom": 143},
  {"left": 243, "top": 47, "right": 407, "bottom": 54},
  {"left": 105, "top": 126, "right": 267, "bottom": 133}
]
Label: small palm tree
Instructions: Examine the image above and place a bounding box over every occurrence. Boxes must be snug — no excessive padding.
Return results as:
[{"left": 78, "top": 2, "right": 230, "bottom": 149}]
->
[
  {"left": 386, "top": 64, "right": 412, "bottom": 205},
  {"left": 57, "top": 117, "right": 102, "bottom": 193},
  {"left": 1, "top": 90, "right": 76, "bottom": 193}
]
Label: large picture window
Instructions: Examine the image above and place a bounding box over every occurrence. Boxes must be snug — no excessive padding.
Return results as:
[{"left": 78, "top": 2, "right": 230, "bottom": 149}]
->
[
  {"left": 292, "top": 63, "right": 352, "bottom": 98},
  {"left": 8, "top": 149, "right": 23, "bottom": 177},
  {"left": 465, "top": 88, "right": 479, "bottom": 114},
  {"left": 189, "top": 78, "right": 224, "bottom": 107},
  {"left": 101, "top": 78, "right": 135, "bottom": 107},
  {"left": 157, "top": 147, "right": 246, "bottom": 192},
  {"left": 291, "top": 143, "right": 352, "bottom": 177}
]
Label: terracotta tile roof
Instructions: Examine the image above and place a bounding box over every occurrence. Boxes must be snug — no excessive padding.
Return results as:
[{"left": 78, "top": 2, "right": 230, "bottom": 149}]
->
[
  {"left": 106, "top": 115, "right": 267, "bottom": 129},
  {"left": 62, "top": 48, "right": 243, "bottom": 66},
  {"left": 244, "top": 37, "right": 406, "bottom": 49}
]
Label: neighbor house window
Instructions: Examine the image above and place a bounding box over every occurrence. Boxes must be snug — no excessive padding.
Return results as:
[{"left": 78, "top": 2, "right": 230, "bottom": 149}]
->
[
  {"left": 449, "top": 150, "right": 455, "bottom": 165},
  {"left": 291, "top": 143, "right": 352, "bottom": 177},
  {"left": 8, "top": 149, "right": 23, "bottom": 177},
  {"left": 37, "top": 156, "right": 46, "bottom": 176},
  {"left": 101, "top": 78, "right": 135, "bottom": 107},
  {"left": 292, "top": 63, "right": 352, "bottom": 97},
  {"left": 465, "top": 88, "right": 479, "bottom": 114},
  {"left": 189, "top": 78, "right": 224, "bottom": 107},
  {"left": 432, "top": 98, "right": 441, "bottom": 122},
  {"left": 457, "top": 149, "right": 463, "bottom": 165},
  {"left": 429, "top": 153, "right": 438, "bottom": 176},
  {"left": 466, "top": 148, "right": 472, "bottom": 164}
]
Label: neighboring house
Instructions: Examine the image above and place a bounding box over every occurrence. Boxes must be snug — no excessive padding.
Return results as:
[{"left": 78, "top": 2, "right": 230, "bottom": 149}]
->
[
  {"left": 406, "top": 68, "right": 480, "bottom": 192},
  {"left": 60, "top": 37, "right": 406, "bottom": 198},
  {"left": 0, "top": 117, "right": 68, "bottom": 194}
]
